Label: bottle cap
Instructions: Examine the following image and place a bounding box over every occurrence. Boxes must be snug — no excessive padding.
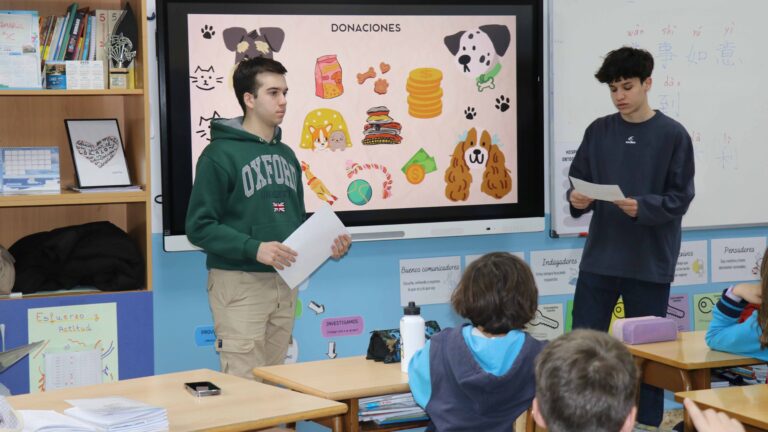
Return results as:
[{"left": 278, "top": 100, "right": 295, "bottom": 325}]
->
[{"left": 404, "top": 301, "right": 420, "bottom": 315}]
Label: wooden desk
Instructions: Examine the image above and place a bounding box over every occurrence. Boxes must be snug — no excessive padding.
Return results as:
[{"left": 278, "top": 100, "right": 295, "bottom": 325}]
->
[
  {"left": 676, "top": 386, "right": 768, "bottom": 432},
  {"left": 254, "top": 356, "right": 429, "bottom": 432},
  {"left": 8, "top": 369, "right": 347, "bottom": 431},
  {"left": 626, "top": 331, "right": 762, "bottom": 393}
]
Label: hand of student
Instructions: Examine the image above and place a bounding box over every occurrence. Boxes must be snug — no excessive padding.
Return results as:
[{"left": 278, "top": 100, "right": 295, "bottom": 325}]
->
[
  {"left": 257, "top": 241, "right": 298, "bottom": 270},
  {"left": 331, "top": 234, "right": 352, "bottom": 260},
  {"left": 613, "top": 198, "right": 638, "bottom": 218},
  {"left": 733, "top": 282, "right": 762, "bottom": 304},
  {"left": 569, "top": 190, "right": 594, "bottom": 210},
  {"left": 684, "top": 398, "right": 745, "bottom": 432}
]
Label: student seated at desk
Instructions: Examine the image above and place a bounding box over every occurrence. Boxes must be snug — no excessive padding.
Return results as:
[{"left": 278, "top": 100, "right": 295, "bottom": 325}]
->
[
  {"left": 532, "top": 329, "right": 638, "bottom": 432},
  {"left": 408, "top": 252, "right": 545, "bottom": 432},
  {"left": 706, "top": 247, "right": 768, "bottom": 361}
]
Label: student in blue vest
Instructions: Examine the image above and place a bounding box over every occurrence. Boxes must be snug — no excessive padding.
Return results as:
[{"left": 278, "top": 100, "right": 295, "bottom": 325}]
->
[
  {"left": 186, "top": 57, "right": 351, "bottom": 379},
  {"left": 408, "top": 252, "right": 545, "bottom": 432},
  {"left": 567, "top": 46, "right": 695, "bottom": 428},
  {"left": 706, "top": 248, "right": 768, "bottom": 361}
]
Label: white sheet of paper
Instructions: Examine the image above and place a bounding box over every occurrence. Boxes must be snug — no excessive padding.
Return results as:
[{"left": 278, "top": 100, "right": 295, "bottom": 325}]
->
[
  {"left": 277, "top": 204, "right": 349, "bottom": 289},
  {"left": 569, "top": 176, "right": 626, "bottom": 201}
]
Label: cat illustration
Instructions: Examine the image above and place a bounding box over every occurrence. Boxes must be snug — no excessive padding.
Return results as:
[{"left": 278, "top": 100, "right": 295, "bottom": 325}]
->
[{"left": 190, "top": 66, "right": 224, "bottom": 91}]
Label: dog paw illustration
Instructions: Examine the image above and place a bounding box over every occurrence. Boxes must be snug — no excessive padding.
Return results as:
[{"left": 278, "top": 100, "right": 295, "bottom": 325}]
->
[
  {"left": 495, "top": 95, "right": 510, "bottom": 112},
  {"left": 201, "top": 25, "right": 215, "bottom": 39},
  {"left": 464, "top": 106, "right": 476, "bottom": 120}
]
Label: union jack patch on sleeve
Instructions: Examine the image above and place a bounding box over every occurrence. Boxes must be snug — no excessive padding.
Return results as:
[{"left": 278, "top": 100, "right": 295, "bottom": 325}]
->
[{"left": 273, "top": 202, "right": 286, "bottom": 212}]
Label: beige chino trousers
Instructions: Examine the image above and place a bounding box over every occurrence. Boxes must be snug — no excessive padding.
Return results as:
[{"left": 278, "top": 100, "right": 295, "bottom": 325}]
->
[{"left": 207, "top": 268, "right": 297, "bottom": 380}]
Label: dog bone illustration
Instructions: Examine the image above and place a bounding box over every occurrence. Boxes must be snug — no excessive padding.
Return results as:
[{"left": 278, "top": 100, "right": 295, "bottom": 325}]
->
[
  {"left": 379, "top": 62, "right": 391, "bottom": 74},
  {"left": 373, "top": 78, "right": 389, "bottom": 94},
  {"left": 357, "top": 67, "right": 376, "bottom": 84}
]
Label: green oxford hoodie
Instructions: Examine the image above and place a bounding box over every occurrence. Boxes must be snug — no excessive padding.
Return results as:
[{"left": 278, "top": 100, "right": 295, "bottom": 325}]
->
[{"left": 185, "top": 117, "right": 305, "bottom": 272}]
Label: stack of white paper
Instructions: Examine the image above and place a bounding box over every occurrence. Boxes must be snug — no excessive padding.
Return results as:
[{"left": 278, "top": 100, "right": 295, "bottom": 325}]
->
[
  {"left": 63, "top": 397, "right": 168, "bottom": 432},
  {"left": 19, "top": 410, "right": 97, "bottom": 432}
]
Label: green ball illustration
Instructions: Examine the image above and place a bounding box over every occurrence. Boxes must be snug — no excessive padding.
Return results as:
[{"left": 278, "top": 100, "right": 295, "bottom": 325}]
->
[{"left": 347, "top": 179, "right": 372, "bottom": 206}]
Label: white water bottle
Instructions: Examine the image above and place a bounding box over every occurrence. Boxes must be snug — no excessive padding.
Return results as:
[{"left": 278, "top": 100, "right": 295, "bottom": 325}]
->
[{"left": 400, "top": 301, "right": 426, "bottom": 373}]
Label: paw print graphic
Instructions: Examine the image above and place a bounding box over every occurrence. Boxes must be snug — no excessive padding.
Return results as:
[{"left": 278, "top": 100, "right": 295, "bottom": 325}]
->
[
  {"left": 495, "top": 95, "right": 510, "bottom": 112},
  {"left": 464, "top": 106, "right": 476, "bottom": 120},
  {"left": 201, "top": 25, "right": 215, "bottom": 39}
]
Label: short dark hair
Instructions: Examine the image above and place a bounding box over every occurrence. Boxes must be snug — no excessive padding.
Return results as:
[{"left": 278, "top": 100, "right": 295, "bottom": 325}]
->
[
  {"left": 232, "top": 57, "right": 288, "bottom": 113},
  {"left": 535, "top": 330, "right": 638, "bottom": 432},
  {"left": 450, "top": 252, "right": 538, "bottom": 334},
  {"left": 594, "top": 46, "right": 654, "bottom": 83}
]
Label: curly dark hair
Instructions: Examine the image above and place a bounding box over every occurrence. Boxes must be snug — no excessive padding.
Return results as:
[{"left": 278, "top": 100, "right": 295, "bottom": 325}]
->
[
  {"left": 595, "top": 46, "right": 654, "bottom": 84},
  {"left": 451, "top": 252, "right": 538, "bottom": 335}
]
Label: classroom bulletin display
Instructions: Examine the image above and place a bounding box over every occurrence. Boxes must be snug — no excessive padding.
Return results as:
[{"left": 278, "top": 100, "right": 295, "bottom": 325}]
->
[{"left": 157, "top": 1, "right": 544, "bottom": 250}]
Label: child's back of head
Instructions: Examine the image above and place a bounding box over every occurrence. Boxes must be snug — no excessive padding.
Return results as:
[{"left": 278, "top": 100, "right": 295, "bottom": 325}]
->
[
  {"left": 533, "top": 329, "right": 638, "bottom": 432},
  {"left": 451, "top": 251, "right": 538, "bottom": 335}
]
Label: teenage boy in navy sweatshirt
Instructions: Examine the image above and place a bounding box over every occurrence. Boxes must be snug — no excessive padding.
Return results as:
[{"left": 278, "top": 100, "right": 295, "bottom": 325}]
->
[
  {"left": 186, "top": 57, "right": 351, "bottom": 379},
  {"left": 567, "top": 46, "right": 695, "bottom": 427}
]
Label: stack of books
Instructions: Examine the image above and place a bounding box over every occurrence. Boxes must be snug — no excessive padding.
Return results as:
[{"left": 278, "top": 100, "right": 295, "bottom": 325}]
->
[
  {"left": 357, "top": 392, "right": 428, "bottom": 426},
  {"left": 712, "top": 364, "right": 768, "bottom": 387}
]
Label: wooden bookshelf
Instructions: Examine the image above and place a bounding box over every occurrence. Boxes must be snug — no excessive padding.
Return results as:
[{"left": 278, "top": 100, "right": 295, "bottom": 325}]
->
[{"left": 0, "top": 0, "right": 152, "bottom": 292}]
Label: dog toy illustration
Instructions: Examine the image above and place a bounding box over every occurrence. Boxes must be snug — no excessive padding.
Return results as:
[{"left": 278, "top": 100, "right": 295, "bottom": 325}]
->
[
  {"left": 346, "top": 160, "right": 393, "bottom": 199},
  {"left": 444, "top": 128, "right": 512, "bottom": 201},
  {"left": 301, "top": 161, "right": 337, "bottom": 205},
  {"left": 222, "top": 27, "right": 285, "bottom": 63},
  {"left": 443, "top": 24, "right": 511, "bottom": 92}
]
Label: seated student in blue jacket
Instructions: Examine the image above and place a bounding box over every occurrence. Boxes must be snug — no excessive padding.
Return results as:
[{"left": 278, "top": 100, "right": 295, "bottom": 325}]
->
[
  {"left": 706, "top": 247, "right": 768, "bottom": 360},
  {"left": 408, "top": 252, "right": 546, "bottom": 432}
]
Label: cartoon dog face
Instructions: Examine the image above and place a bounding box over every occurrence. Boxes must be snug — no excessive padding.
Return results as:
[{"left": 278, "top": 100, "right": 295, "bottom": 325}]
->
[
  {"left": 444, "top": 128, "right": 512, "bottom": 201},
  {"left": 444, "top": 24, "right": 511, "bottom": 90},
  {"left": 222, "top": 27, "right": 285, "bottom": 63},
  {"left": 308, "top": 124, "right": 333, "bottom": 151}
]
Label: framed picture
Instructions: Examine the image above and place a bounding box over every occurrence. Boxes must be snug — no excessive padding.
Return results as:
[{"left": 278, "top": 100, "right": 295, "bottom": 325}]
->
[{"left": 65, "top": 119, "right": 131, "bottom": 188}]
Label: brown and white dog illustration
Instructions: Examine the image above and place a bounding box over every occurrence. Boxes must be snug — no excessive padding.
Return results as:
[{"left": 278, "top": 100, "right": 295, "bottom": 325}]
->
[
  {"left": 444, "top": 128, "right": 512, "bottom": 201},
  {"left": 301, "top": 161, "right": 337, "bottom": 205}
]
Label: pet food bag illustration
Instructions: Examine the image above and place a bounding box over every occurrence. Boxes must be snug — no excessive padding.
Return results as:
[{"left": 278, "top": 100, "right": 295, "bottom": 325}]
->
[
  {"left": 299, "top": 108, "right": 352, "bottom": 151},
  {"left": 406, "top": 68, "right": 443, "bottom": 119},
  {"left": 362, "top": 106, "right": 402, "bottom": 145},
  {"left": 315, "top": 55, "right": 344, "bottom": 99}
]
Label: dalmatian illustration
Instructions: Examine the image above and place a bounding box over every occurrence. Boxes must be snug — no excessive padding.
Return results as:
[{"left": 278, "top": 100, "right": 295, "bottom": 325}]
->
[{"left": 443, "top": 24, "right": 511, "bottom": 92}]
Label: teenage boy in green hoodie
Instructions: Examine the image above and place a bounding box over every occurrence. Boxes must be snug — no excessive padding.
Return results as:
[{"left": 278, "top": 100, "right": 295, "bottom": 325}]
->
[{"left": 186, "top": 57, "right": 351, "bottom": 379}]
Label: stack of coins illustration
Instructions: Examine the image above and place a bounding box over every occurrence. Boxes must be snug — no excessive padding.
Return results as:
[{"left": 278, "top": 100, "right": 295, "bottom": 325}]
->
[{"left": 406, "top": 68, "right": 443, "bottom": 118}]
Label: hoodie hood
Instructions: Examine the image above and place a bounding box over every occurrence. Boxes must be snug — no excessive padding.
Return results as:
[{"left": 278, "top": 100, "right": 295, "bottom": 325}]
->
[
  {"left": 424, "top": 325, "right": 544, "bottom": 432},
  {"left": 211, "top": 116, "right": 283, "bottom": 145}
]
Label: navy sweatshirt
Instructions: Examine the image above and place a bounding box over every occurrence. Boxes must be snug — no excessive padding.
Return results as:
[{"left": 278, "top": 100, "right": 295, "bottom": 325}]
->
[{"left": 568, "top": 111, "right": 695, "bottom": 283}]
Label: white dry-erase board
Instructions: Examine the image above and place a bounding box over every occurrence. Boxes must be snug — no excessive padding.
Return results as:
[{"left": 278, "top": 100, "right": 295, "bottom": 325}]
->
[{"left": 549, "top": 0, "right": 768, "bottom": 236}]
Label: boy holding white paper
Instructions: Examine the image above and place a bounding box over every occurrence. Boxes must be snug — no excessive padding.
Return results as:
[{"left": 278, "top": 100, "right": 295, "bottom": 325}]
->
[
  {"left": 566, "top": 46, "right": 695, "bottom": 427},
  {"left": 186, "top": 57, "right": 351, "bottom": 379}
]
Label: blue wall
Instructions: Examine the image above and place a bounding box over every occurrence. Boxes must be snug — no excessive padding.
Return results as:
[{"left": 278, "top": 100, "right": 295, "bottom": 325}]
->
[
  {"left": 0, "top": 291, "right": 154, "bottom": 395},
  {"left": 152, "top": 222, "right": 768, "bottom": 373}
]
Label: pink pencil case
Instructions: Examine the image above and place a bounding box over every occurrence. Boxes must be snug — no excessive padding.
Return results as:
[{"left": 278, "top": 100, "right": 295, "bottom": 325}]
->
[{"left": 611, "top": 316, "right": 678, "bottom": 344}]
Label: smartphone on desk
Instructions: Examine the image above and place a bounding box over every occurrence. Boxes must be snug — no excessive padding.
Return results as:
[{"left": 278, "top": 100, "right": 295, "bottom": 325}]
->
[{"left": 184, "top": 381, "right": 221, "bottom": 397}]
